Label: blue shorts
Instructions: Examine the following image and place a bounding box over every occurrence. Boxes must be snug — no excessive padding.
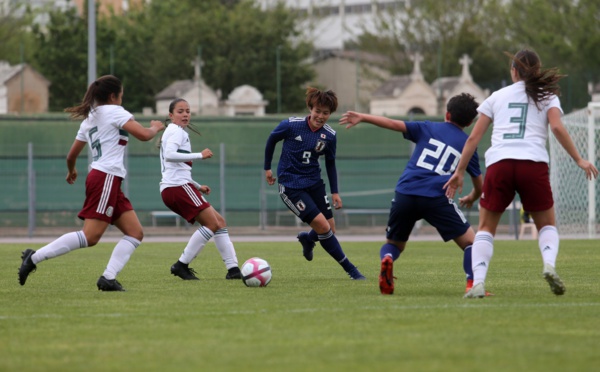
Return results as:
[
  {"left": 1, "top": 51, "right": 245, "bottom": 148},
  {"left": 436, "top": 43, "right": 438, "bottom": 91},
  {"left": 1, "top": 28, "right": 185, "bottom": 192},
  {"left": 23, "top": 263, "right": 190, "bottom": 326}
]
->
[
  {"left": 278, "top": 181, "right": 333, "bottom": 224},
  {"left": 386, "top": 192, "right": 470, "bottom": 242}
]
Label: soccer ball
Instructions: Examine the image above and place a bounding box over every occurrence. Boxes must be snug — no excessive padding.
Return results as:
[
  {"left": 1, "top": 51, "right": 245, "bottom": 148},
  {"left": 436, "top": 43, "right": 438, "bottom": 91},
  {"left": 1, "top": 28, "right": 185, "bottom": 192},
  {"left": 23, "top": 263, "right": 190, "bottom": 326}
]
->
[{"left": 241, "top": 257, "right": 272, "bottom": 287}]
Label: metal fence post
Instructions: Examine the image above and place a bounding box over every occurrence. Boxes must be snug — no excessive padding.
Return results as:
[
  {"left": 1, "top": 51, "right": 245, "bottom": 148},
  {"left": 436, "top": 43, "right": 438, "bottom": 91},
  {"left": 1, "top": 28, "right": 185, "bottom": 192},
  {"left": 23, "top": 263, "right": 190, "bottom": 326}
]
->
[{"left": 28, "top": 142, "right": 36, "bottom": 238}]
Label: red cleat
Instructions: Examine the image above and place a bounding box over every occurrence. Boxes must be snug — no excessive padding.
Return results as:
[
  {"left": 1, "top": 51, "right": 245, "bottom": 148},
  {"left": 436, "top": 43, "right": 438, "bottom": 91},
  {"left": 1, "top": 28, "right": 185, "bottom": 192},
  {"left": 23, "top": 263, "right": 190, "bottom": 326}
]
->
[{"left": 379, "top": 256, "right": 395, "bottom": 295}]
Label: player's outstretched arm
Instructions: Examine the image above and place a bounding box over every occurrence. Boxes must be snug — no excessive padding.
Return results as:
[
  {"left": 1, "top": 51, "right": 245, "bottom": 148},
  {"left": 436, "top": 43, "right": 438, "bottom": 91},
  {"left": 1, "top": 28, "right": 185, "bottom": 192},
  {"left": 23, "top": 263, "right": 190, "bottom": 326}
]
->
[
  {"left": 548, "top": 108, "right": 599, "bottom": 180},
  {"left": 123, "top": 119, "right": 165, "bottom": 141},
  {"left": 340, "top": 111, "right": 406, "bottom": 132}
]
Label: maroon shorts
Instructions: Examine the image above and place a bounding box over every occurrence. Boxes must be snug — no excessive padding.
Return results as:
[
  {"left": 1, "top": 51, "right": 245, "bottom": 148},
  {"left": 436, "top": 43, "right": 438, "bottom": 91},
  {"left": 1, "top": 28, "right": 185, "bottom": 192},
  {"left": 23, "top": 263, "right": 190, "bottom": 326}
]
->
[
  {"left": 480, "top": 159, "right": 553, "bottom": 213},
  {"left": 161, "top": 183, "right": 211, "bottom": 224},
  {"left": 78, "top": 169, "right": 133, "bottom": 223}
]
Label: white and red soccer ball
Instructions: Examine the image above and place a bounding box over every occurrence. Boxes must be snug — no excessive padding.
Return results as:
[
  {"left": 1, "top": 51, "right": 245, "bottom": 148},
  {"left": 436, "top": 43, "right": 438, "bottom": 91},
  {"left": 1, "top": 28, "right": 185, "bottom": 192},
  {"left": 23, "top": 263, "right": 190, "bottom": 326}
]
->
[{"left": 241, "top": 257, "right": 272, "bottom": 287}]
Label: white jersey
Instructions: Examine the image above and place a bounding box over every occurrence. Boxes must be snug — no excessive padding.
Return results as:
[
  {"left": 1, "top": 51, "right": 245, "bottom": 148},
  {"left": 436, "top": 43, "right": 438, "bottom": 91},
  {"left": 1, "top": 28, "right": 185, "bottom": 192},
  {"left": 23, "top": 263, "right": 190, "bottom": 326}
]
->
[
  {"left": 478, "top": 81, "right": 562, "bottom": 167},
  {"left": 75, "top": 105, "right": 133, "bottom": 178},
  {"left": 160, "top": 123, "right": 203, "bottom": 192}
]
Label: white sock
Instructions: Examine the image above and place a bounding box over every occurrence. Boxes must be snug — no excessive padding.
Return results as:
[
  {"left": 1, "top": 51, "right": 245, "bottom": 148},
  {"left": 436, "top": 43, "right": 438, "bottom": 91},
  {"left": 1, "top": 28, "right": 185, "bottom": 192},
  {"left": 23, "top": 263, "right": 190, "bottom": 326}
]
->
[
  {"left": 472, "top": 231, "right": 494, "bottom": 286},
  {"left": 538, "top": 225, "right": 559, "bottom": 267},
  {"left": 213, "top": 228, "right": 239, "bottom": 269},
  {"left": 32, "top": 231, "right": 88, "bottom": 264},
  {"left": 179, "top": 226, "right": 214, "bottom": 264},
  {"left": 102, "top": 236, "right": 140, "bottom": 280}
]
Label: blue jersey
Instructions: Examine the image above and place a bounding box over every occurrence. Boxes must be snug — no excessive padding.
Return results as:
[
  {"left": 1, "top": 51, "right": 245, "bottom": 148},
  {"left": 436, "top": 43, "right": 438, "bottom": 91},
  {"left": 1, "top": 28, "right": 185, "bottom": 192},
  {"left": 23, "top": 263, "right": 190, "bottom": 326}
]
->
[
  {"left": 397, "top": 121, "right": 481, "bottom": 197},
  {"left": 264, "top": 116, "right": 338, "bottom": 191}
]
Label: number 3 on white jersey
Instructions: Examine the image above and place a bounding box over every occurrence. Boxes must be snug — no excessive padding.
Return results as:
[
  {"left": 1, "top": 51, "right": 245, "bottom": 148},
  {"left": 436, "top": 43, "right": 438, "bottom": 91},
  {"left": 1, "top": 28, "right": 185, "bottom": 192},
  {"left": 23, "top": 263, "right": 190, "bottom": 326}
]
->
[{"left": 416, "top": 139, "right": 461, "bottom": 175}]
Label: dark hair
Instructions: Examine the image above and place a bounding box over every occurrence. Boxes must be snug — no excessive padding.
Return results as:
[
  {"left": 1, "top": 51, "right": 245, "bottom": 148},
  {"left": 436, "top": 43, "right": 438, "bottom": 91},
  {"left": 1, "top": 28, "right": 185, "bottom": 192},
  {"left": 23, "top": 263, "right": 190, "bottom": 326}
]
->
[
  {"left": 64, "top": 75, "right": 123, "bottom": 119},
  {"left": 164, "top": 98, "right": 201, "bottom": 137},
  {"left": 446, "top": 93, "right": 479, "bottom": 127},
  {"left": 505, "top": 49, "right": 565, "bottom": 109},
  {"left": 305, "top": 87, "right": 338, "bottom": 113},
  {"left": 169, "top": 98, "right": 187, "bottom": 114}
]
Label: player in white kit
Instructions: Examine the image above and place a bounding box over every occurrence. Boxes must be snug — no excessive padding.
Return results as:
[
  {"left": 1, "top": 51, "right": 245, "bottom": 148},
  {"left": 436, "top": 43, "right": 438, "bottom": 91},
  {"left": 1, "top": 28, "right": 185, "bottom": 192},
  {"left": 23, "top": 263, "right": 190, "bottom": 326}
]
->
[
  {"left": 18, "top": 75, "right": 165, "bottom": 291},
  {"left": 159, "top": 98, "right": 241, "bottom": 280},
  {"left": 445, "top": 49, "right": 598, "bottom": 298}
]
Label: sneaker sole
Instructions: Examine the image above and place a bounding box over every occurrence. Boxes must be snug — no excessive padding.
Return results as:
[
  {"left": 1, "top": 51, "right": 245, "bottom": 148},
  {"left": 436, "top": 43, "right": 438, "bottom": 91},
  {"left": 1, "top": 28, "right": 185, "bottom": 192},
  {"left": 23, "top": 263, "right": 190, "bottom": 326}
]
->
[{"left": 543, "top": 272, "right": 566, "bottom": 295}]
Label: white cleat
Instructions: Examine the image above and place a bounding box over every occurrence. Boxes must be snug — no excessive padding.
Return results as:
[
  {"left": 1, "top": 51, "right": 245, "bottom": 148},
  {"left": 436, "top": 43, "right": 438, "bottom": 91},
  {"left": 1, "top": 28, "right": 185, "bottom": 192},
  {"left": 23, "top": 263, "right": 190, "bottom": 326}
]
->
[
  {"left": 543, "top": 263, "right": 566, "bottom": 295},
  {"left": 464, "top": 282, "right": 486, "bottom": 299}
]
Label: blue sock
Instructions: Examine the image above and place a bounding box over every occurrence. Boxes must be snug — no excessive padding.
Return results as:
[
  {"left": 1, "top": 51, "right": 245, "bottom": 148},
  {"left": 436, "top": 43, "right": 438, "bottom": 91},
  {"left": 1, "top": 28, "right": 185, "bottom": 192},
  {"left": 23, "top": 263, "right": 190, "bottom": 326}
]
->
[
  {"left": 318, "top": 230, "right": 355, "bottom": 272},
  {"left": 463, "top": 245, "right": 473, "bottom": 281},
  {"left": 380, "top": 243, "right": 401, "bottom": 261},
  {"left": 308, "top": 229, "right": 318, "bottom": 242}
]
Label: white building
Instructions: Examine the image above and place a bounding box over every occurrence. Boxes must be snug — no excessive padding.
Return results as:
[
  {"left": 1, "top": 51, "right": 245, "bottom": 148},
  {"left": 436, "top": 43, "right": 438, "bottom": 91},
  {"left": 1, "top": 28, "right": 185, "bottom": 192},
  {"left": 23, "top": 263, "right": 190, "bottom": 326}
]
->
[{"left": 256, "top": 0, "right": 406, "bottom": 50}]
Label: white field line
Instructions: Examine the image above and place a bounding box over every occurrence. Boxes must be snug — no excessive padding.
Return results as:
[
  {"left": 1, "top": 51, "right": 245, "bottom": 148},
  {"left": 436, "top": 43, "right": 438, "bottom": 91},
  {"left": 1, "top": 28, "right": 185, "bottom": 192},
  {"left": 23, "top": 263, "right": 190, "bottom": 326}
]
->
[{"left": 1, "top": 301, "right": 599, "bottom": 320}]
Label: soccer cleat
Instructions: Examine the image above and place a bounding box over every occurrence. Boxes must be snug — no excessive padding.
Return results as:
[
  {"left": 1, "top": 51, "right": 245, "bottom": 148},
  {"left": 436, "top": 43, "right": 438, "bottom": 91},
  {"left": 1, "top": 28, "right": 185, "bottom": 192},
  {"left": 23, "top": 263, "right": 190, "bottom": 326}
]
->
[
  {"left": 171, "top": 261, "right": 200, "bottom": 280},
  {"left": 543, "top": 263, "right": 566, "bottom": 295},
  {"left": 466, "top": 279, "right": 494, "bottom": 296},
  {"left": 379, "top": 256, "right": 395, "bottom": 295},
  {"left": 225, "top": 266, "right": 242, "bottom": 280},
  {"left": 297, "top": 232, "right": 315, "bottom": 261},
  {"left": 464, "top": 282, "right": 486, "bottom": 298},
  {"left": 348, "top": 266, "right": 366, "bottom": 280},
  {"left": 18, "top": 249, "right": 37, "bottom": 286},
  {"left": 96, "top": 276, "right": 125, "bottom": 291}
]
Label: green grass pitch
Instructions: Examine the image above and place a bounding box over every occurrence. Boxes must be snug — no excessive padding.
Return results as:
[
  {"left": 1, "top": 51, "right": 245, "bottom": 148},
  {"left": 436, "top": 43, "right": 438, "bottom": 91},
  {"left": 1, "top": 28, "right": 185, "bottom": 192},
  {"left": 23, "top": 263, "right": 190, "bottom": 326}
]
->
[{"left": 1, "top": 239, "right": 599, "bottom": 371}]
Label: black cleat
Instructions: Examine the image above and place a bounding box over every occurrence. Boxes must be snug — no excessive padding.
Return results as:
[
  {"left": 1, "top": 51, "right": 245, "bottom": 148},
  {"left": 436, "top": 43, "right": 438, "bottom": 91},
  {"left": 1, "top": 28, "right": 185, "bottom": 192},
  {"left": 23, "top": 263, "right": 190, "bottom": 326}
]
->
[
  {"left": 97, "top": 276, "right": 125, "bottom": 291},
  {"left": 171, "top": 261, "right": 200, "bottom": 280},
  {"left": 297, "top": 231, "right": 315, "bottom": 261},
  {"left": 225, "top": 266, "right": 242, "bottom": 279},
  {"left": 18, "top": 249, "right": 37, "bottom": 286}
]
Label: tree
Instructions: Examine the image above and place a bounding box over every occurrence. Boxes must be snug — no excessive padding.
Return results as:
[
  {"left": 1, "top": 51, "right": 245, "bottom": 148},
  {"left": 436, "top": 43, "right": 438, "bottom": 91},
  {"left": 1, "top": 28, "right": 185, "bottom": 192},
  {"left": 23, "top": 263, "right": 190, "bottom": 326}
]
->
[
  {"left": 31, "top": 8, "right": 88, "bottom": 112},
  {"left": 104, "top": 0, "right": 314, "bottom": 113},
  {"left": 0, "top": 4, "right": 36, "bottom": 66},
  {"left": 350, "top": 0, "right": 600, "bottom": 112}
]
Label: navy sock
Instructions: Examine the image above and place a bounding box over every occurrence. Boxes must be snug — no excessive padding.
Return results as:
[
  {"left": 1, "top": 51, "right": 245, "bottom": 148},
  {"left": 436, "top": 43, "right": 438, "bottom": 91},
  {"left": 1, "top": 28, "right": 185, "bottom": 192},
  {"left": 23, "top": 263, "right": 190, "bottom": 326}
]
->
[
  {"left": 380, "top": 243, "right": 401, "bottom": 261},
  {"left": 463, "top": 245, "right": 473, "bottom": 281},
  {"left": 308, "top": 229, "right": 318, "bottom": 242},
  {"left": 318, "top": 230, "right": 354, "bottom": 272}
]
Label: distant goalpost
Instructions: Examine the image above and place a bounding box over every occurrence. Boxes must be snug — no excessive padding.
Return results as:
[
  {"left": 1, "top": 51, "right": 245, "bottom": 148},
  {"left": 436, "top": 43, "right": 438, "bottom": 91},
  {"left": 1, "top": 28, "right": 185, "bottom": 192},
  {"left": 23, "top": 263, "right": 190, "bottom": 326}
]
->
[{"left": 549, "top": 101, "right": 600, "bottom": 238}]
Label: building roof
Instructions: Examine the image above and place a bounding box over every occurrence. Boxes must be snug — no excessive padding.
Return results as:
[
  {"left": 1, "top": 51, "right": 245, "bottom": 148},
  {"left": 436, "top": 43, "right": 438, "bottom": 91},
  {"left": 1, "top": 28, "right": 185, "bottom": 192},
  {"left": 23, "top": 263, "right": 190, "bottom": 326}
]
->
[
  {"left": 371, "top": 75, "right": 412, "bottom": 97},
  {"left": 0, "top": 61, "right": 51, "bottom": 86},
  {"left": 154, "top": 80, "right": 196, "bottom": 100},
  {"left": 430, "top": 76, "right": 461, "bottom": 93},
  {"left": 311, "top": 49, "right": 390, "bottom": 67}
]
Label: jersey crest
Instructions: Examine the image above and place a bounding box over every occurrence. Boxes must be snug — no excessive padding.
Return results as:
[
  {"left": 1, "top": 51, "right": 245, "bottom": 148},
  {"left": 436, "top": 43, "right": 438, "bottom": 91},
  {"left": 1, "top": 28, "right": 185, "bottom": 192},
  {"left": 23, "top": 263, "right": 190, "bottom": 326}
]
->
[{"left": 315, "top": 140, "right": 326, "bottom": 152}]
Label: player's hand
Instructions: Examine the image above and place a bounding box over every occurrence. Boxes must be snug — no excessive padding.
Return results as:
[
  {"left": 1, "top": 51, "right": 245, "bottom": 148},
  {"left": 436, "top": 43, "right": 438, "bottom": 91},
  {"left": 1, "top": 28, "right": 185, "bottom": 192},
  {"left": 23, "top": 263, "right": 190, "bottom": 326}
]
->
[
  {"left": 265, "top": 170, "right": 276, "bottom": 185},
  {"left": 66, "top": 169, "right": 78, "bottom": 184},
  {"left": 458, "top": 195, "right": 474, "bottom": 209},
  {"left": 443, "top": 173, "right": 464, "bottom": 198},
  {"left": 201, "top": 148, "right": 213, "bottom": 159},
  {"left": 150, "top": 120, "right": 165, "bottom": 133},
  {"left": 199, "top": 185, "right": 211, "bottom": 195},
  {"left": 339, "top": 111, "right": 362, "bottom": 129},
  {"left": 332, "top": 193, "right": 342, "bottom": 209},
  {"left": 577, "top": 159, "right": 599, "bottom": 180}
]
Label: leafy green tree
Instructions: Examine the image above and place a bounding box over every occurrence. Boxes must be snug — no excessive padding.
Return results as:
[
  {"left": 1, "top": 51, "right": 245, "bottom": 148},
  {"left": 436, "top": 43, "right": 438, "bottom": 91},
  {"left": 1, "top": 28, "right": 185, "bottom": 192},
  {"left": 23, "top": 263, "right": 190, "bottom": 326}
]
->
[
  {"left": 106, "top": 0, "right": 314, "bottom": 113},
  {"left": 498, "top": 0, "right": 600, "bottom": 111},
  {"left": 30, "top": 8, "right": 88, "bottom": 112},
  {"left": 29, "top": 5, "right": 117, "bottom": 112},
  {"left": 0, "top": 4, "right": 36, "bottom": 65},
  {"left": 352, "top": 0, "right": 600, "bottom": 112}
]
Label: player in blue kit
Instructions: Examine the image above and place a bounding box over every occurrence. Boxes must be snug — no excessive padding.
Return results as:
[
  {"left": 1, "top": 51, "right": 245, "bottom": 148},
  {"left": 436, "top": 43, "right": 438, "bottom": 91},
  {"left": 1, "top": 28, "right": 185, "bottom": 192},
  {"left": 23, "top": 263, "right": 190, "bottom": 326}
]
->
[
  {"left": 264, "top": 87, "right": 365, "bottom": 280},
  {"left": 340, "top": 93, "right": 484, "bottom": 295}
]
